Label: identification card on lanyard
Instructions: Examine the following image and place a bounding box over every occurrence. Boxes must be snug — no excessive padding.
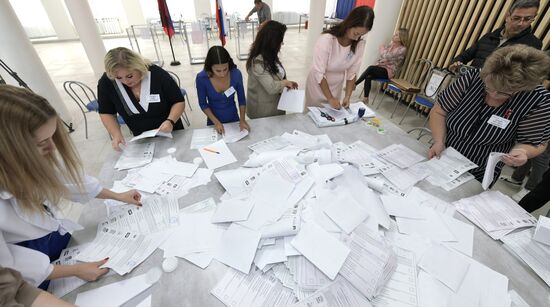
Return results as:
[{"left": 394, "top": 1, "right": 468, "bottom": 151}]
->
[
  {"left": 224, "top": 86, "right": 236, "bottom": 98},
  {"left": 487, "top": 114, "right": 510, "bottom": 129},
  {"left": 147, "top": 94, "right": 161, "bottom": 103}
]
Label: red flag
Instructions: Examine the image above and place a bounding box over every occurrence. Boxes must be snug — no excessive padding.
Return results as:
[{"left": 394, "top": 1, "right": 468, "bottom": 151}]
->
[
  {"left": 157, "top": 0, "right": 175, "bottom": 38},
  {"left": 216, "top": 0, "right": 227, "bottom": 46}
]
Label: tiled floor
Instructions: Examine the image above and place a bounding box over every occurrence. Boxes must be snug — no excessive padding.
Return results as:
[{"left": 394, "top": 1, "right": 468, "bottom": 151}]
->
[{"left": 32, "top": 27, "right": 550, "bottom": 217}]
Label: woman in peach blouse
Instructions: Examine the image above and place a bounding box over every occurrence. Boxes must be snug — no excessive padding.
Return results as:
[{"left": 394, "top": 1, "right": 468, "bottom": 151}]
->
[
  {"left": 305, "top": 6, "right": 375, "bottom": 109},
  {"left": 355, "top": 28, "right": 409, "bottom": 103}
]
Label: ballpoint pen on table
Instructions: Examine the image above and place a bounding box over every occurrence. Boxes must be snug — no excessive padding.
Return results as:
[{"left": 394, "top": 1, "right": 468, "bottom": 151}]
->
[{"left": 203, "top": 147, "right": 220, "bottom": 154}]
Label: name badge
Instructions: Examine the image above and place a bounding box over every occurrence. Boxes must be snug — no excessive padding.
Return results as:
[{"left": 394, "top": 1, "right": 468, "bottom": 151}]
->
[
  {"left": 487, "top": 114, "right": 510, "bottom": 129},
  {"left": 147, "top": 94, "right": 161, "bottom": 103},
  {"left": 224, "top": 86, "right": 236, "bottom": 98}
]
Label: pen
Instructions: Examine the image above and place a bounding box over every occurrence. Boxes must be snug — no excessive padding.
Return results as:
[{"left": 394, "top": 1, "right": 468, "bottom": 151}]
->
[{"left": 203, "top": 147, "right": 220, "bottom": 154}]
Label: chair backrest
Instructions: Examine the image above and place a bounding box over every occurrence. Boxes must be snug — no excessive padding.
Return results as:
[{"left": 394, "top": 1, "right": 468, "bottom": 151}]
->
[
  {"left": 166, "top": 71, "right": 181, "bottom": 87},
  {"left": 63, "top": 81, "right": 98, "bottom": 113},
  {"left": 415, "top": 59, "right": 453, "bottom": 99}
]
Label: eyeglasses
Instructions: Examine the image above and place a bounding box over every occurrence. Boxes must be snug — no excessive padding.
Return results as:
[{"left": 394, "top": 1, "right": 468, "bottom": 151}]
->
[
  {"left": 320, "top": 111, "right": 335, "bottom": 122},
  {"left": 509, "top": 15, "right": 536, "bottom": 23},
  {"left": 484, "top": 85, "right": 514, "bottom": 100}
]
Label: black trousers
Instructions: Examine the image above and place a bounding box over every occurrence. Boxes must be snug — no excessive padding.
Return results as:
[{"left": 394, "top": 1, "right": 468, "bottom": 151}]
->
[
  {"left": 519, "top": 168, "right": 550, "bottom": 212},
  {"left": 355, "top": 66, "right": 389, "bottom": 97}
]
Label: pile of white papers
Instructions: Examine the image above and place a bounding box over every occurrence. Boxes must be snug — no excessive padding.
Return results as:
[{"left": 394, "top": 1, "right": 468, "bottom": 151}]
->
[
  {"left": 376, "top": 144, "right": 426, "bottom": 169},
  {"left": 307, "top": 103, "right": 365, "bottom": 127},
  {"left": 421, "top": 147, "right": 478, "bottom": 190},
  {"left": 453, "top": 191, "right": 537, "bottom": 240},
  {"left": 114, "top": 142, "right": 155, "bottom": 170},
  {"left": 501, "top": 228, "right": 550, "bottom": 287},
  {"left": 190, "top": 127, "right": 218, "bottom": 149}
]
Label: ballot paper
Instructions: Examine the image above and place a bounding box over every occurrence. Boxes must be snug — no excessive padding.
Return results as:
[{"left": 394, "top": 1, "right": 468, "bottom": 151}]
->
[
  {"left": 190, "top": 127, "right": 218, "bottom": 149},
  {"left": 223, "top": 122, "right": 249, "bottom": 143},
  {"left": 155, "top": 168, "right": 213, "bottom": 196},
  {"left": 115, "top": 142, "right": 155, "bottom": 170},
  {"left": 99, "top": 196, "right": 180, "bottom": 234},
  {"left": 121, "top": 170, "right": 173, "bottom": 194},
  {"left": 396, "top": 210, "right": 457, "bottom": 242},
  {"left": 211, "top": 267, "right": 296, "bottom": 307},
  {"left": 261, "top": 202, "right": 302, "bottom": 238},
  {"left": 439, "top": 214, "right": 475, "bottom": 257},
  {"left": 439, "top": 172, "right": 476, "bottom": 191},
  {"left": 215, "top": 167, "right": 260, "bottom": 196},
  {"left": 254, "top": 239, "right": 287, "bottom": 270},
  {"left": 286, "top": 255, "right": 331, "bottom": 290},
  {"left": 371, "top": 248, "right": 418, "bottom": 307},
  {"left": 198, "top": 139, "right": 237, "bottom": 169},
  {"left": 291, "top": 222, "right": 350, "bottom": 280},
  {"left": 381, "top": 194, "right": 429, "bottom": 219},
  {"left": 453, "top": 191, "right": 536, "bottom": 239},
  {"left": 48, "top": 245, "right": 88, "bottom": 297},
  {"left": 75, "top": 273, "right": 153, "bottom": 307},
  {"left": 501, "top": 228, "right": 550, "bottom": 287},
  {"left": 248, "top": 136, "right": 291, "bottom": 154},
  {"left": 418, "top": 244, "right": 470, "bottom": 292},
  {"left": 323, "top": 192, "right": 369, "bottom": 234},
  {"left": 211, "top": 198, "right": 255, "bottom": 223},
  {"left": 339, "top": 224, "right": 397, "bottom": 300},
  {"left": 293, "top": 276, "right": 373, "bottom": 307},
  {"left": 130, "top": 128, "right": 172, "bottom": 142},
  {"left": 139, "top": 156, "right": 198, "bottom": 178},
  {"left": 376, "top": 144, "right": 426, "bottom": 169},
  {"left": 422, "top": 147, "right": 477, "bottom": 185},
  {"left": 482, "top": 152, "right": 507, "bottom": 189},
  {"left": 380, "top": 164, "right": 428, "bottom": 191},
  {"left": 406, "top": 187, "right": 456, "bottom": 217},
  {"left": 278, "top": 88, "right": 306, "bottom": 113},
  {"left": 214, "top": 223, "right": 262, "bottom": 274},
  {"left": 334, "top": 141, "right": 386, "bottom": 175},
  {"left": 76, "top": 227, "right": 164, "bottom": 275}
]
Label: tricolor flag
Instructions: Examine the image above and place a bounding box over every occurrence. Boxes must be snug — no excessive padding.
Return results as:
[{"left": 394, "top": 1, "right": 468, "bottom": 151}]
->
[
  {"left": 215, "top": 0, "right": 228, "bottom": 46},
  {"left": 158, "top": 0, "right": 175, "bottom": 38}
]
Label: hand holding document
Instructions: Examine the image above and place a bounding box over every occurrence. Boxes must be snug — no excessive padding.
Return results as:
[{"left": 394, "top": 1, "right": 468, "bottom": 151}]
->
[
  {"left": 130, "top": 128, "right": 172, "bottom": 142},
  {"left": 277, "top": 87, "right": 305, "bottom": 113},
  {"left": 482, "top": 152, "right": 507, "bottom": 189},
  {"left": 222, "top": 122, "right": 249, "bottom": 143},
  {"left": 198, "top": 139, "right": 237, "bottom": 169}
]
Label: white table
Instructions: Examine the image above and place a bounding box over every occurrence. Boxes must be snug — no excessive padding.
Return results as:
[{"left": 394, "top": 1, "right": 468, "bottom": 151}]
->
[{"left": 64, "top": 114, "right": 549, "bottom": 306}]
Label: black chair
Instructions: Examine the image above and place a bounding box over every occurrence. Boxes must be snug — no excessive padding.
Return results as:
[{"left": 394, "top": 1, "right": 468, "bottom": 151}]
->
[{"left": 167, "top": 71, "right": 192, "bottom": 127}]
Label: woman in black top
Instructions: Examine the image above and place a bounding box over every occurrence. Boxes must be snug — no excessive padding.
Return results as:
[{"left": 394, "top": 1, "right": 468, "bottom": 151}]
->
[
  {"left": 98, "top": 47, "right": 185, "bottom": 150},
  {"left": 429, "top": 45, "right": 550, "bottom": 185}
]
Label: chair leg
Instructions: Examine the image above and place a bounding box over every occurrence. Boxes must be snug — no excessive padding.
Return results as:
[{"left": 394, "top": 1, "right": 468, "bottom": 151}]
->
[
  {"left": 83, "top": 113, "right": 88, "bottom": 139},
  {"left": 376, "top": 88, "right": 390, "bottom": 110},
  {"left": 399, "top": 102, "right": 414, "bottom": 125},
  {"left": 390, "top": 93, "right": 402, "bottom": 118},
  {"left": 185, "top": 93, "right": 193, "bottom": 111},
  {"left": 181, "top": 111, "right": 191, "bottom": 127}
]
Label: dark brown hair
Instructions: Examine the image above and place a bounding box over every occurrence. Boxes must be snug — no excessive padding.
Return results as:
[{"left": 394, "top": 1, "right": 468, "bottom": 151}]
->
[
  {"left": 246, "top": 20, "right": 287, "bottom": 76},
  {"left": 323, "top": 6, "right": 375, "bottom": 53}
]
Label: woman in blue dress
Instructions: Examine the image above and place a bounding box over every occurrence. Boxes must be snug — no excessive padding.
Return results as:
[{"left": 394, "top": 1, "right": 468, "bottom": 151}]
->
[{"left": 196, "top": 46, "right": 249, "bottom": 135}]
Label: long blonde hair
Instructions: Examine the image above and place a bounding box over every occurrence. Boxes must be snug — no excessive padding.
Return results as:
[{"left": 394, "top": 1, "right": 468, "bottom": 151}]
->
[{"left": 0, "top": 85, "right": 84, "bottom": 212}]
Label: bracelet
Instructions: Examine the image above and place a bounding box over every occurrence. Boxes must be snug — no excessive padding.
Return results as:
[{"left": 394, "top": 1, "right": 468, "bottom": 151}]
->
[{"left": 165, "top": 118, "right": 176, "bottom": 126}]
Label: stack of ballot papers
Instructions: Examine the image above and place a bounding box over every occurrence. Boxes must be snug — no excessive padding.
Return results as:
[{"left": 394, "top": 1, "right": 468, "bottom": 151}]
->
[
  {"left": 501, "top": 228, "right": 550, "bottom": 287},
  {"left": 114, "top": 142, "right": 155, "bottom": 170},
  {"left": 307, "top": 102, "right": 372, "bottom": 127},
  {"left": 419, "top": 147, "right": 478, "bottom": 191},
  {"left": 453, "top": 191, "right": 537, "bottom": 240},
  {"left": 77, "top": 196, "right": 180, "bottom": 275}
]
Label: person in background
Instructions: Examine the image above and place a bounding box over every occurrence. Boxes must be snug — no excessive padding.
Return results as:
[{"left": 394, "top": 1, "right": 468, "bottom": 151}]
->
[
  {"left": 500, "top": 146, "right": 550, "bottom": 201},
  {"left": 449, "top": 0, "right": 541, "bottom": 71},
  {"left": 98, "top": 47, "right": 185, "bottom": 151},
  {"left": 0, "top": 85, "right": 141, "bottom": 289},
  {"left": 245, "top": 0, "right": 272, "bottom": 29},
  {"left": 0, "top": 266, "right": 75, "bottom": 307},
  {"left": 518, "top": 168, "right": 550, "bottom": 213},
  {"left": 428, "top": 45, "right": 550, "bottom": 186},
  {"left": 196, "top": 46, "right": 249, "bottom": 135},
  {"left": 355, "top": 28, "right": 409, "bottom": 104},
  {"left": 305, "top": 6, "right": 375, "bottom": 110},
  {"left": 246, "top": 20, "right": 298, "bottom": 119}
]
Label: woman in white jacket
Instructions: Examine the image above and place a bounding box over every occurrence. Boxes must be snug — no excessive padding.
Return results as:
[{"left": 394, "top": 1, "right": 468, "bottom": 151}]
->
[{"left": 0, "top": 85, "right": 141, "bottom": 289}]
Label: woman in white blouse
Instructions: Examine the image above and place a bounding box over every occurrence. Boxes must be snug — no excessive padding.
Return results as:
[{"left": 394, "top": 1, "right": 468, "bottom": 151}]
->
[{"left": 0, "top": 85, "right": 141, "bottom": 289}]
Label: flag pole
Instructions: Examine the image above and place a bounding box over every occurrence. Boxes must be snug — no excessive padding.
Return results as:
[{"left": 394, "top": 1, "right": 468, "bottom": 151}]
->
[{"left": 168, "top": 36, "right": 180, "bottom": 66}]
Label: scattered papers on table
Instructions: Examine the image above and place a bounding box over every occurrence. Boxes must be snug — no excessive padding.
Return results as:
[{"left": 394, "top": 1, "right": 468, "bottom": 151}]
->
[
  {"left": 198, "top": 139, "right": 238, "bottom": 169},
  {"left": 75, "top": 273, "right": 153, "bottom": 307},
  {"left": 130, "top": 128, "right": 172, "bottom": 142},
  {"left": 376, "top": 144, "right": 425, "bottom": 169},
  {"left": 115, "top": 142, "right": 155, "bottom": 170},
  {"left": 277, "top": 88, "right": 305, "bottom": 113}
]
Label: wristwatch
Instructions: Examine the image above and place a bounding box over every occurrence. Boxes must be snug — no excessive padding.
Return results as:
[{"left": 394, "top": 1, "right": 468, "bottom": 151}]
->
[{"left": 166, "top": 118, "right": 176, "bottom": 126}]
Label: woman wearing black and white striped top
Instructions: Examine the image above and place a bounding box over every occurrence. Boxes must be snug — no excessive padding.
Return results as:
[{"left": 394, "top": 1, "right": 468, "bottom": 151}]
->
[{"left": 429, "top": 45, "right": 550, "bottom": 185}]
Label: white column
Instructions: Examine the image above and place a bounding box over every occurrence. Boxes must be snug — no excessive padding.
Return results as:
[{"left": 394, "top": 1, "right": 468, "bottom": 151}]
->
[
  {"left": 0, "top": 0, "right": 72, "bottom": 122},
  {"left": 305, "top": 0, "right": 326, "bottom": 66},
  {"left": 194, "top": 0, "right": 213, "bottom": 20},
  {"left": 41, "top": 0, "right": 78, "bottom": 40},
  {"left": 64, "top": 0, "right": 106, "bottom": 79},
  {"left": 121, "top": 0, "right": 146, "bottom": 26},
  {"left": 360, "top": 0, "right": 404, "bottom": 71}
]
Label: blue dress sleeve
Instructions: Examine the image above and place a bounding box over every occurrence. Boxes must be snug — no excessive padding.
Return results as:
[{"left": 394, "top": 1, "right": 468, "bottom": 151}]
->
[
  {"left": 196, "top": 71, "right": 209, "bottom": 110},
  {"left": 234, "top": 69, "right": 246, "bottom": 106}
]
